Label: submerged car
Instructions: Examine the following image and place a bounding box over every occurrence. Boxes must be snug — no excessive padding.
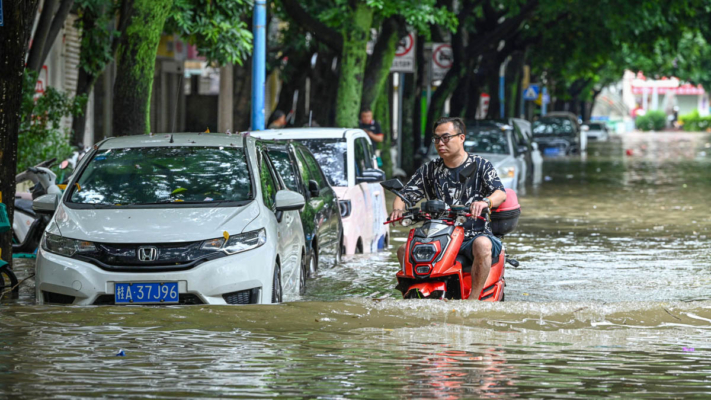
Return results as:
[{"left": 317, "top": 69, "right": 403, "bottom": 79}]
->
[
  {"left": 34, "top": 133, "right": 307, "bottom": 305},
  {"left": 251, "top": 128, "right": 389, "bottom": 255},
  {"left": 428, "top": 121, "right": 532, "bottom": 191},
  {"left": 532, "top": 116, "right": 582, "bottom": 156},
  {"left": 583, "top": 121, "right": 610, "bottom": 142},
  {"left": 266, "top": 142, "right": 343, "bottom": 275}
]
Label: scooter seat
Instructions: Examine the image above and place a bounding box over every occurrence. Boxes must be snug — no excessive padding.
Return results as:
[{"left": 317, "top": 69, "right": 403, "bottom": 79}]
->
[{"left": 14, "top": 198, "right": 36, "bottom": 217}]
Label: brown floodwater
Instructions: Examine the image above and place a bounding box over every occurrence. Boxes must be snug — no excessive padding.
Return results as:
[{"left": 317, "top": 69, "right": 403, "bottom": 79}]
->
[{"left": 1, "top": 131, "right": 710, "bottom": 398}]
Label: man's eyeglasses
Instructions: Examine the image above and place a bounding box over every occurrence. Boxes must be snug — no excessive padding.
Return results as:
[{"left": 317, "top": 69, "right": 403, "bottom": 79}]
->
[{"left": 432, "top": 133, "right": 462, "bottom": 144}]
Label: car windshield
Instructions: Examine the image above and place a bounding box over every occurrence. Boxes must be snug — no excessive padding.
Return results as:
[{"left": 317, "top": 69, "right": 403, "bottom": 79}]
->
[
  {"left": 69, "top": 146, "right": 252, "bottom": 206},
  {"left": 301, "top": 139, "right": 348, "bottom": 187},
  {"left": 463, "top": 127, "right": 510, "bottom": 154},
  {"left": 532, "top": 118, "right": 575, "bottom": 136}
]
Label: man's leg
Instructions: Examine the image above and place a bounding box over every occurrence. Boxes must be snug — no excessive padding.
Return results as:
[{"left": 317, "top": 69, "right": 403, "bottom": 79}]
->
[
  {"left": 469, "top": 236, "right": 492, "bottom": 300},
  {"left": 397, "top": 244, "right": 406, "bottom": 267}
]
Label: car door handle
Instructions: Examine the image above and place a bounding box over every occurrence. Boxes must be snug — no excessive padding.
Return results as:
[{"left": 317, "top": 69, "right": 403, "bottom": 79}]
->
[{"left": 373, "top": 191, "right": 380, "bottom": 197}]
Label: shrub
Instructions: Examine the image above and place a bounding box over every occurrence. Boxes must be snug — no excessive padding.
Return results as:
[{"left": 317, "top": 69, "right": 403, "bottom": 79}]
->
[
  {"left": 635, "top": 110, "right": 667, "bottom": 131},
  {"left": 678, "top": 109, "right": 711, "bottom": 131},
  {"left": 18, "top": 70, "right": 87, "bottom": 173}
]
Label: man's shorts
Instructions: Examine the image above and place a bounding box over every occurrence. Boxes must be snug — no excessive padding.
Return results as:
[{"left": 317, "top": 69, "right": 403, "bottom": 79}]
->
[{"left": 458, "top": 233, "right": 502, "bottom": 264}]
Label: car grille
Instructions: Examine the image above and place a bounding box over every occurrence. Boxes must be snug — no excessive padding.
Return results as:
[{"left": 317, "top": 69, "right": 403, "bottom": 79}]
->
[
  {"left": 74, "top": 241, "right": 226, "bottom": 272},
  {"left": 223, "top": 288, "right": 260, "bottom": 305},
  {"left": 43, "top": 291, "right": 76, "bottom": 304},
  {"left": 93, "top": 293, "right": 204, "bottom": 305}
]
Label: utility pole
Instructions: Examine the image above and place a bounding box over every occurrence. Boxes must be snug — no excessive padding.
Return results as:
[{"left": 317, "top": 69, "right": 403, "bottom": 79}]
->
[{"left": 251, "top": 0, "right": 266, "bottom": 131}]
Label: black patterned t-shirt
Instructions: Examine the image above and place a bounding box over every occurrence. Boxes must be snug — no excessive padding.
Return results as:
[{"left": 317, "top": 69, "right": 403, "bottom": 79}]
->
[{"left": 401, "top": 154, "right": 505, "bottom": 236}]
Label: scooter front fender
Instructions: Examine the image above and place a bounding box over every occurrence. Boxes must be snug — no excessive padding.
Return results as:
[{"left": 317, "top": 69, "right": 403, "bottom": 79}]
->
[{"left": 404, "top": 282, "right": 447, "bottom": 299}]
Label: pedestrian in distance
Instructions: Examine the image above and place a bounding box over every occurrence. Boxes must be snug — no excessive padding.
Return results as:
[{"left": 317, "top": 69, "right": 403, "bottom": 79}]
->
[
  {"left": 267, "top": 110, "right": 287, "bottom": 129},
  {"left": 358, "top": 108, "right": 384, "bottom": 143},
  {"left": 390, "top": 117, "right": 508, "bottom": 300}
]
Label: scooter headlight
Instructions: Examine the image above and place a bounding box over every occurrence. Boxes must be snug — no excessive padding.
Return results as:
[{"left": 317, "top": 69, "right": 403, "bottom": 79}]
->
[
  {"left": 401, "top": 218, "right": 413, "bottom": 227},
  {"left": 412, "top": 244, "right": 437, "bottom": 262}
]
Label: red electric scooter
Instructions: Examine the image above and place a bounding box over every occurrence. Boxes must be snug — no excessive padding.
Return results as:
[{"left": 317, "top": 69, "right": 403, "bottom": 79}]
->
[{"left": 381, "top": 164, "right": 521, "bottom": 301}]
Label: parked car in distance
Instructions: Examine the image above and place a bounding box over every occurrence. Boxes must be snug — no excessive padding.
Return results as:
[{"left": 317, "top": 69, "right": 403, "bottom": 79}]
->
[
  {"left": 428, "top": 120, "right": 532, "bottom": 191},
  {"left": 34, "top": 133, "right": 307, "bottom": 305},
  {"left": 532, "top": 115, "right": 582, "bottom": 156},
  {"left": 544, "top": 111, "right": 586, "bottom": 152},
  {"left": 582, "top": 121, "right": 610, "bottom": 142},
  {"left": 266, "top": 142, "right": 343, "bottom": 275},
  {"left": 251, "top": 128, "right": 389, "bottom": 255}
]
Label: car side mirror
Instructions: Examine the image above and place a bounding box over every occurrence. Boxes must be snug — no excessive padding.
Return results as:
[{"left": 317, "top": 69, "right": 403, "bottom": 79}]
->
[
  {"left": 380, "top": 178, "right": 404, "bottom": 191},
  {"left": 33, "top": 194, "right": 59, "bottom": 215},
  {"left": 275, "top": 190, "right": 305, "bottom": 212},
  {"left": 356, "top": 168, "right": 385, "bottom": 184},
  {"left": 308, "top": 180, "right": 320, "bottom": 198}
]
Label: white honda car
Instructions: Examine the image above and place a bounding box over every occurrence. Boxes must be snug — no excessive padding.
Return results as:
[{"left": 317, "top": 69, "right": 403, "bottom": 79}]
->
[{"left": 33, "top": 133, "right": 306, "bottom": 305}]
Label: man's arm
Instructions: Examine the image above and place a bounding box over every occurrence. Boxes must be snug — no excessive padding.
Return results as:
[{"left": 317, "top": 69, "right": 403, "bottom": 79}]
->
[
  {"left": 366, "top": 130, "right": 384, "bottom": 143},
  {"left": 469, "top": 189, "right": 507, "bottom": 219},
  {"left": 390, "top": 164, "right": 427, "bottom": 222},
  {"left": 469, "top": 159, "right": 507, "bottom": 217}
]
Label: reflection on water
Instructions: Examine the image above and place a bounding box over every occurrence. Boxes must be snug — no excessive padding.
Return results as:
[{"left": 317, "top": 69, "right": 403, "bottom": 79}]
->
[{"left": 1, "top": 132, "right": 710, "bottom": 398}]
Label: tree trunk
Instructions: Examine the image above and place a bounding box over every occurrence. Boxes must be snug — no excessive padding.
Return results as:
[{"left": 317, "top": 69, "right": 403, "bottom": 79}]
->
[
  {"left": 0, "top": 0, "right": 41, "bottom": 267},
  {"left": 402, "top": 73, "right": 417, "bottom": 175},
  {"left": 112, "top": 0, "right": 174, "bottom": 136},
  {"left": 232, "top": 57, "right": 252, "bottom": 131},
  {"left": 308, "top": 48, "right": 340, "bottom": 127},
  {"left": 40, "top": 0, "right": 75, "bottom": 65},
  {"left": 411, "top": 34, "right": 425, "bottom": 155},
  {"left": 360, "top": 16, "right": 404, "bottom": 112},
  {"left": 274, "top": 51, "right": 311, "bottom": 127},
  {"left": 334, "top": 1, "right": 373, "bottom": 128},
  {"left": 26, "top": 0, "right": 58, "bottom": 74},
  {"left": 374, "top": 79, "right": 392, "bottom": 177}
]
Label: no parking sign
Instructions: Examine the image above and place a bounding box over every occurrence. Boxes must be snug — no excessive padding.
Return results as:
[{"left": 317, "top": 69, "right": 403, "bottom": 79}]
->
[
  {"left": 431, "top": 43, "right": 453, "bottom": 81},
  {"left": 390, "top": 32, "right": 415, "bottom": 73}
]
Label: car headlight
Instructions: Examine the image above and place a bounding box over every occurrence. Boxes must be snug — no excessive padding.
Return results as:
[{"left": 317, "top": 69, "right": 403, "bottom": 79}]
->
[
  {"left": 498, "top": 166, "right": 515, "bottom": 178},
  {"left": 42, "top": 233, "right": 96, "bottom": 257},
  {"left": 200, "top": 228, "right": 266, "bottom": 255}
]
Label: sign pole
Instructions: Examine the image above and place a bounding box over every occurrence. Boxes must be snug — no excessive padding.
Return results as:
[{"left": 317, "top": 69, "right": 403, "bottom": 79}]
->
[{"left": 251, "top": 0, "right": 266, "bottom": 131}]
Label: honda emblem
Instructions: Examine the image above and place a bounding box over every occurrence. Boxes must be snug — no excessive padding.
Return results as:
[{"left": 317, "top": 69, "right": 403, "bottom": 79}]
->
[{"left": 137, "top": 247, "right": 158, "bottom": 262}]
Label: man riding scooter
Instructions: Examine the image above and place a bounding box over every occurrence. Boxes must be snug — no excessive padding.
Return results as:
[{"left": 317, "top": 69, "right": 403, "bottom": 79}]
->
[{"left": 390, "top": 117, "right": 507, "bottom": 300}]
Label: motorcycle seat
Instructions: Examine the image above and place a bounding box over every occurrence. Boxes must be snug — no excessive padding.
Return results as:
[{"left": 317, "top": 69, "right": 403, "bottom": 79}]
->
[{"left": 14, "top": 198, "right": 36, "bottom": 217}]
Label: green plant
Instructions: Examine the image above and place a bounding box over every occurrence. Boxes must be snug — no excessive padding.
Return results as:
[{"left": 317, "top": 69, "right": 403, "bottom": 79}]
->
[
  {"left": 18, "top": 71, "right": 88, "bottom": 173},
  {"left": 678, "top": 109, "right": 711, "bottom": 131},
  {"left": 635, "top": 110, "right": 666, "bottom": 131}
]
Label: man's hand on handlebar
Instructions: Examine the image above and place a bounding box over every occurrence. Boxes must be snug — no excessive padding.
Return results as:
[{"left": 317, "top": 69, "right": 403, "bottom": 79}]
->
[
  {"left": 389, "top": 208, "right": 405, "bottom": 223},
  {"left": 469, "top": 201, "right": 489, "bottom": 219}
]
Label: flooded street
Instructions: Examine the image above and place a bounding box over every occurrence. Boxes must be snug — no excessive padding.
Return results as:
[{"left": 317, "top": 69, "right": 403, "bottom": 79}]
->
[{"left": 2, "top": 132, "right": 711, "bottom": 398}]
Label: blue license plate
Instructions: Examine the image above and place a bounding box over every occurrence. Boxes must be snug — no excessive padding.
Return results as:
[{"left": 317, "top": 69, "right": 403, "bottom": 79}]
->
[
  {"left": 544, "top": 147, "right": 561, "bottom": 156},
  {"left": 115, "top": 282, "right": 179, "bottom": 304}
]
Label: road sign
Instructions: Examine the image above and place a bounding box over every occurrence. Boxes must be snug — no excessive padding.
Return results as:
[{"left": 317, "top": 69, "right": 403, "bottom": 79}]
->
[
  {"left": 523, "top": 84, "right": 539, "bottom": 101},
  {"left": 391, "top": 32, "right": 415, "bottom": 73},
  {"left": 431, "top": 43, "right": 453, "bottom": 81}
]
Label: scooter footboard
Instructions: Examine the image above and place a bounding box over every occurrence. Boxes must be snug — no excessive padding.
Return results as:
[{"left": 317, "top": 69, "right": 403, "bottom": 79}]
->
[{"left": 403, "top": 282, "right": 447, "bottom": 299}]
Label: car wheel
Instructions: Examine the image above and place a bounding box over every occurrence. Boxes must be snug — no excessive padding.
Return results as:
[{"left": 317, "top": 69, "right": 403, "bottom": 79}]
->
[
  {"left": 0, "top": 266, "right": 19, "bottom": 294},
  {"left": 299, "top": 253, "right": 307, "bottom": 295},
  {"left": 308, "top": 247, "right": 318, "bottom": 277},
  {"left": 271, "top": 264, "right": 282, "bottom": 304},
  {"left": 335, "top": 235, "right": 343, "bottom": 265}
]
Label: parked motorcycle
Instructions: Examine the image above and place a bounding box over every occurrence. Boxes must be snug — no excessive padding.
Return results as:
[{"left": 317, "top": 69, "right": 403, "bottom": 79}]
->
[
  {"left": 381, "top": 164, "right": 521, "bottom": 301},
  {"left": 13, "top": 158, "right": 61, "bottom": 254}
]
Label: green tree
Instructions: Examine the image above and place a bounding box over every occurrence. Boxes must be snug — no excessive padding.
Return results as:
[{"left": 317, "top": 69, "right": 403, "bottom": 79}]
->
[
  {"left": 112, "top": 0, "right": 254, "bottom": 136},
  {"left": 0, "top": 0, "right": 40, "bottom": 267}
]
